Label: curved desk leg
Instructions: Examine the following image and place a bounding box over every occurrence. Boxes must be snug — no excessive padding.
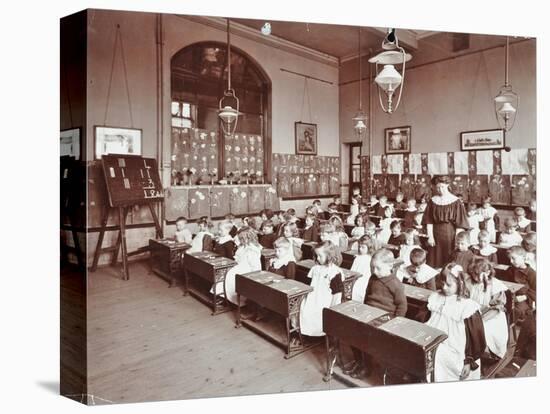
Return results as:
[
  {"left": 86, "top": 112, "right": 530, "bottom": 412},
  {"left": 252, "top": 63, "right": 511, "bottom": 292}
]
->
[{"left": 323, "top": 335, "right": 337, "bottom": 382}]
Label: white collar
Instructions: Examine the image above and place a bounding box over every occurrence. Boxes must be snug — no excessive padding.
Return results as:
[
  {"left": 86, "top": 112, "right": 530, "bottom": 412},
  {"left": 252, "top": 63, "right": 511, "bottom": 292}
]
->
[
  {"left": 431, "top": 194, "right": 458, "bottom": 205},
  {"left": 478, "top": 245, "right": 497, "bottom": 255}
]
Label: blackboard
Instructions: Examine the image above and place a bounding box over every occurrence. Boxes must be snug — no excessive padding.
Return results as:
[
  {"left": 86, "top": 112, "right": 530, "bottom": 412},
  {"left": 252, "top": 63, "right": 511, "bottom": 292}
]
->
[{"left": 101, "top": 155, "right": 164, "bottom": 207}]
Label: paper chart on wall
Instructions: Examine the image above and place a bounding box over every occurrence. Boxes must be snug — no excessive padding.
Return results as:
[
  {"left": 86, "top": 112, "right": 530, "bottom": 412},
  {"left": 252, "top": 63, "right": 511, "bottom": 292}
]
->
[
  {"left": 454, "top": 151, "right": 469, "bottom": 175},
  {"left": 501, "top": 148, "right": 529, "bottom": 175},
  {"left": 371, "top": 155, "right": 382, "bottom": 174},
  {"left": 476, "top": 150, "right": 494, "bottom": 175},
  {"left": 408, "top": 153, "right": 422, "bottom": 174},
  {"left": 386, "top": 154, "right": 404, "bottom": 174},
  {"left": 428, "top": 153, "right": 448, "bottom": 175}
]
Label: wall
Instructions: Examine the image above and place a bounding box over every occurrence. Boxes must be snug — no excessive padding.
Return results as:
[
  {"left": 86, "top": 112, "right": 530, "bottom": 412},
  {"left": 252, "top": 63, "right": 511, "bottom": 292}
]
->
[
  {"left": 85, "top": 10, "right": 340, "bottom": 265},
  {"left": 339, "top": 39, "right": 536, "bottom": 155}
]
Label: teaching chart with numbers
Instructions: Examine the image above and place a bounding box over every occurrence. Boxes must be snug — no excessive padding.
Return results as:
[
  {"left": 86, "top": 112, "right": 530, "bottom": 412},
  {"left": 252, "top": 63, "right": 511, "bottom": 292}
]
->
[{"left": 101, "top": 155, "right": 164, "bottom": 207}]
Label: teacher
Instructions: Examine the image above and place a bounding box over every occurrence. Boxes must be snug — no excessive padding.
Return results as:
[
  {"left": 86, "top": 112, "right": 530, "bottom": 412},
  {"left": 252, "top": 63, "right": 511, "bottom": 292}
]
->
[{"left": 422, "top": 175, "right": 469, "bottom": 268}]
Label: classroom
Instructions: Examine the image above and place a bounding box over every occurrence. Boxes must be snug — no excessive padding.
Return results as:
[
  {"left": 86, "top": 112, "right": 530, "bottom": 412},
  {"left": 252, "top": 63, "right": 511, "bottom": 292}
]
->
[{"left": 60, "top": 8, "right": 537, "bottom": 405}]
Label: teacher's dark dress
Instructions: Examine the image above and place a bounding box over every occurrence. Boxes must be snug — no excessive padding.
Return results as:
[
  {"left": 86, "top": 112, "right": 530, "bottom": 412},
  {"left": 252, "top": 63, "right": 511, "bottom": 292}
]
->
[{"left": 422, "top": 198, "right": 469, "bottom": 268}]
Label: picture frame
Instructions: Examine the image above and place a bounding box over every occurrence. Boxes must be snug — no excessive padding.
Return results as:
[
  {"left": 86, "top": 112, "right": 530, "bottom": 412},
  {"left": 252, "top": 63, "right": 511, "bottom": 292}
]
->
[
  {"left": 94, "top": 126, "right": 143, "bottom": 159},
  {"left": 60, "top": 127, "right": 81, "bottom": 160},
  {"left": 460, "top": 128, "right": 505, "bottom": 151},
  {"left": 384, "top": 126, "right": 411, "bottom": 154},
  {"left": 295, "top": 122, "right": 317, "bottom": 155}
]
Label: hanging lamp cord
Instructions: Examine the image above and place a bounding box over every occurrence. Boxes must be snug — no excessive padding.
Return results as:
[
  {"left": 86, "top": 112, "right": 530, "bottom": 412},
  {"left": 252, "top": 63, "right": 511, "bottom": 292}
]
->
[{"left": 103, "top": 24, "right": 134, "bottom": 128}]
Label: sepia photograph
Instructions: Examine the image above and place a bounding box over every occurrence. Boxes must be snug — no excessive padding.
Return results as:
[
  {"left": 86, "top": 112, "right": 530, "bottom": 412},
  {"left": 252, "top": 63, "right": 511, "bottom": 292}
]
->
[{"left": 58, "top": 4, "right": 538, "bottom": 409}]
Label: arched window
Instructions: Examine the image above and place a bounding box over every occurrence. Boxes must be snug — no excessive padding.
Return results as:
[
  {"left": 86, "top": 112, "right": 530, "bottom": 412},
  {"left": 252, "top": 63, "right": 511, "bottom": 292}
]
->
[{"left": 170, "top": 42, "right": 271, "bottom": 185}]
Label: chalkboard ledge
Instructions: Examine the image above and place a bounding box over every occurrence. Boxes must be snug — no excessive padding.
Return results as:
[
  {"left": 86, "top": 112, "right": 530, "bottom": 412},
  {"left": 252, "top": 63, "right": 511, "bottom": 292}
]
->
[{"left": 281, "top": 194, "right": 339, "bottom": 201}]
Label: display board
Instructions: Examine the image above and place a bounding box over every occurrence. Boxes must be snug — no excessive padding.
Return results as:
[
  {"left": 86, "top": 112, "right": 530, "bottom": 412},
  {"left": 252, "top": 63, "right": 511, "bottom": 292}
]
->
[{"left": 101, "top": 155, "right": 164, "bottom": 207}]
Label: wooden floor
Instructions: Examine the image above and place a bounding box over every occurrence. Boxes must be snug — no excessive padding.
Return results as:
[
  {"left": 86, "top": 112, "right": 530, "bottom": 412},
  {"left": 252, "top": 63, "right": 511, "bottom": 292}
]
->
[{"left": 86, "top": 260, "right": 358, "bottom": 404}]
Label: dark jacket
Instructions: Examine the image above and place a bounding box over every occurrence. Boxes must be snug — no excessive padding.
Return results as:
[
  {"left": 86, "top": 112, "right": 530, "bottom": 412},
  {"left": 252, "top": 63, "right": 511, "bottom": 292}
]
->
[
  {"left": 259, "top": 232, "right": 278, "bottom": 249},
  {"left": 213, "top": 240, "right": 236, "bottom": 259},
  {"left": 365, "top": 275, "right": 407, "bottom": 317},
  {"left": 302, "top": 224, "right": 320, "bottom": 243},
  {"left": 268, "top": 262, "right": 297, "bottom": 280},
  {"left": 505, "top": 265, "right": 536, "bottom": 306}
]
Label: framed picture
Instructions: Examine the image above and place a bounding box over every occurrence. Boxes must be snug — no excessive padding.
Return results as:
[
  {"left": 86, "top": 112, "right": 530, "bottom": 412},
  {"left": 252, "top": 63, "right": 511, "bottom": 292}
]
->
[
  {"left": 384, "top": 126, "right": 411, "bottom": 154},
  {"left": 295, "top": 122, "right": 317, "bottom": 155},
  {"left": 94, "top": 126, "right": 142, "bottom": 159},
  {"left": 60, "top": 127, "right": 81, "bottom": 159},
  {"left": 460, "top": 129, "right": 505, "bottom": 151}
]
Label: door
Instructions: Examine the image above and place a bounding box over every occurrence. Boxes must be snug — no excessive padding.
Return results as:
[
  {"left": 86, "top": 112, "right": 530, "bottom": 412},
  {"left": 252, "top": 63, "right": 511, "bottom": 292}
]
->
[{"left": 349, "top": 143, "right": 362, "bottom": 203}]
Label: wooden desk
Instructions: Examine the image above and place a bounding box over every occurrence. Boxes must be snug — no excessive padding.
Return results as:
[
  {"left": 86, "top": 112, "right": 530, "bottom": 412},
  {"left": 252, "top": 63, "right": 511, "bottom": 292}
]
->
[
  {"left": 322, "top": 301, "right": 447, "bottom": 383},
  {"left": 368, "top": 215, "right": 382, "bottom": 226},
  {"left": 295, "top": 259, "right": 360, "bottom": 301},
  {"left": 261, "top": 248, "right": 276, "bottom": 270},
  {"left": 492, "top": 243, "right": 512, "bottom": 265},
  {"left": 183, "top": 251, "right": 237, "bottom": 315},
  {"left": 235, "top": 271, "right": 314, "bottom": 359},
  {"left": 341, "top": 249, "right": 358, "bottom": 269},
  {"left": 301, "top": 241, "right": 318, "bottom": 260},
  {"left": 149, "top": 239, "right": 190, "bottom": 287}
]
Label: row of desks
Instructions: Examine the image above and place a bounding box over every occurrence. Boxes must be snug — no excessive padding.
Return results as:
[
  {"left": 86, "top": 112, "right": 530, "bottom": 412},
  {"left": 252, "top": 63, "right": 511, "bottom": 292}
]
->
[{"left": 149, "top": 237, "right": 525, "bottom": 385}]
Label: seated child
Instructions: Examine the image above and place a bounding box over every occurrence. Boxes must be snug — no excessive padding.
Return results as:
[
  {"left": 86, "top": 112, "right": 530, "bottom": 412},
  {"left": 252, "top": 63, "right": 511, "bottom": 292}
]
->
[
  {"left": 425, "top": 263, "right": 486, "bottom": 382},
  {"left": 375, "top": 195, "right": 392, "bottom": 217},
  {"left": 224, "top": 213, "right": 239, "bottom": 238},
  {"left": 333, "top": 195, "right": 344, "bottom": 212},
  {"left": 471, "top": 230, "right": 498, "bottom": 263},
  {"left": 451, "top": 231, "right": 476, "bottom": 271},
  {"left": 466, "top": 203, "right": 483, "bottom": 245},
  {"left": 302, "top": 213, "right": 320, "bottom": 243},
  {"left": 417, "top": 196, "right": 428, "bottom": 214},
  {"left": 359, "top": 202, "right": 369, "bottom": 217},
  {"left": 522, "top": 232, "right": 536, "bottom": 271},
  {"left": 188, "top": 217, "right": 214, "bottom": 253},
  {"left": 377, "top": 206, "right": 395, "bottom": 244},
  {"left": 351, "top": 214, "right": 366, "bottom": 240},
  {"left": 387, "top": 220, "right": 406, "bottom": 258},
  {"left": 396, "top": 248, "right": 438, "bottom": 291},
  {"left": 273, "top": 210, "right": 286, "bottom": 234},
  {"left": 220, "top": 227, "right": 262, "bottom": 306},
  {"left": 351, "top": 186, "right": 362, "bottom": 201},
  {"left": 514, "top": 207, "right": 532, "bottom": 232},
  {"left": 346, "top": 195, "right": 360, "bottom": 225},
  {"left": 213, "top": 220, "right": 236, "bottom": 259},
  {"left": 298, "top": 241, "right": 344, "bottom": 337},
  {"left": 312, "top": 199, "right": 324, "bottom": 216},
  {"left": 328, "top": 215, "right": 349, "bottom": 251},
  {"left": 368, "top": 194, "right": 379, "bottom": 214},
  {"left": 350, "top": 235, "right": 375, "bottom": 303},
  {"left": 479, "top": 197, "right": 497, "bottom": 242},
  {"left": 327, "top": 202, "right": 340, "bottom": 218},
  {"left": 505, "top": 246, "right": 536, "bottom": 320},
  {"left": 508, "top": 244, "right": 537, "bottom": 361},
  {"left": 174, "top": 216, "right": 192, "bottom": 244},
  {"left": 398, "top": 228, "right": 421, "bottom": 266},
  {"left": 403, "top": 198, "right": 418, "bottom": 229},
  {"left": 394, "top": 191, "right": 407, "bottom": 210},
  {"left": 260, "top": 208, "right": 274, "bottom": 222},
  {"left": 320, "top": 223, "right": 339, "bottom": 247},
  {"left": 466, "top": 258, "right": 509, "bottom": 359},
  {"left": 281, "top": 222, "right": 304, "bottom": 261},
  {"left": 348, "top": 249, "right": 407, "bottom": 379},
  {"left": 258, "top": 220, "right": 277, "bottom": 249},
  {"left": 268, "top": 237, "right": 296, "bottom": 279},
  {"left": 499, "top": 217, "right": 523, "bottom": 247}
]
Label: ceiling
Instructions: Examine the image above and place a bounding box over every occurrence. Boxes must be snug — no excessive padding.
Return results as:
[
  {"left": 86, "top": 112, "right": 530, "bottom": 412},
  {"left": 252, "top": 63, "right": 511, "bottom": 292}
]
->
[{"left": 231, "top": 17, "right": 527, "bottom": 69}]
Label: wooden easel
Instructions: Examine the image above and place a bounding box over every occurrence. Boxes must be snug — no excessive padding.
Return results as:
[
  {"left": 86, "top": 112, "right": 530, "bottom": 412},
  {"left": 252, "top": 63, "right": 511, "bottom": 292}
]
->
[
  {"left": 90, "top": 202, "right": 162, "bottom": 280},
  {"left": 89, "top": 155, "right": 165, "bottom": 281}
]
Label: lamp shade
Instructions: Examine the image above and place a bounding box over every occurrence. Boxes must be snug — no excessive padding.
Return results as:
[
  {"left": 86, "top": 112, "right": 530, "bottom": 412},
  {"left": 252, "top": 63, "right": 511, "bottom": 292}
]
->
[
  {"left": 218, "top": 105, "right": 239, "bottom": 124},
  {"left": 498, "top": 102, "right": 516, "bottom": 115},
  {"left": 374, "top": 65, "right": 402, "bottom": 92}
]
